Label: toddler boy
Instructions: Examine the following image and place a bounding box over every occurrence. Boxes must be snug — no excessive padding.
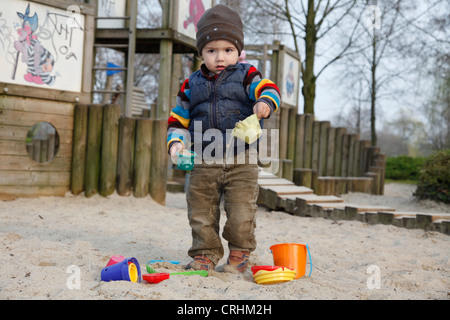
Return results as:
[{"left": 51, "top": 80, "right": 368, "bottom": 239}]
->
[{"left": 167, "top": 4, "right": 281, "bottom": 272}]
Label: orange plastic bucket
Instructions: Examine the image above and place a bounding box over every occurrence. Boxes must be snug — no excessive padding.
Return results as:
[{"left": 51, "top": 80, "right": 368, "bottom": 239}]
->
[{"left": 270, "top": 243, "right": 312, "bottom": 279}]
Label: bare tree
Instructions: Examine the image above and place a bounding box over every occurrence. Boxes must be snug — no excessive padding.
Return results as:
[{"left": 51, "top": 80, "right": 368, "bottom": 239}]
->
[{"left": 245, "top": 0, "right": 360, "bottom": 115}]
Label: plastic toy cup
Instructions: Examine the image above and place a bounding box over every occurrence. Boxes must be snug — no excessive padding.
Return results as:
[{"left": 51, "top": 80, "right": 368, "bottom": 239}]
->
[
  {"left": 270, "top": 243, "right": 312, "bottom": 279},
  {"left": 176, "top": 150, "right": 197, "bottom": 171},
  {"left": 106, "top": 255, "right": 125, "bottom": 267},
  {"left": 251, "top": 266, "right": 296, "bottom": 285},
  {"left": 101, "top": 257, "right": 141, "bottom": 283}
]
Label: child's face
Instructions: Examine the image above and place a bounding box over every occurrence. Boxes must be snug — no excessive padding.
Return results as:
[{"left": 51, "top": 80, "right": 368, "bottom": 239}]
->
[{"left": 201, "top": 40, "right": 239, "bottom": 75}]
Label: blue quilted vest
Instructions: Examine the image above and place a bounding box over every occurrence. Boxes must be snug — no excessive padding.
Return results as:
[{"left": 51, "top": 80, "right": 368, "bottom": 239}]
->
[{"left": 188, "top": 63, "right": 260, "bottom": 158}]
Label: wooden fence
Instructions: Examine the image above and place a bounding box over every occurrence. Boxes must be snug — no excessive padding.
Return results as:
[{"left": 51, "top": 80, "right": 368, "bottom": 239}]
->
[
  {"left": 278, "top": 113, "right": 386, "bottom": 196},
  {"left": 71, "top": 104, "right": 168, "bottom": 205}
]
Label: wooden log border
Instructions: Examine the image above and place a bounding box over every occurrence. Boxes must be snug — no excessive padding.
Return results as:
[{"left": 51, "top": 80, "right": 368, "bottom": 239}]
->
[
  {"left": 71, "top": 104, "right": 167, "bottom": 205},
  {"left": 258, "top": 171, "right": 450, "bottom": 235}
]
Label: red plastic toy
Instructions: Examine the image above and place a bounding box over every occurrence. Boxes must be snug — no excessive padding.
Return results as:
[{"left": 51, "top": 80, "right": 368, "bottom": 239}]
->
[{"left": 143, "top": 273, "right": 170, "bottom": 284}]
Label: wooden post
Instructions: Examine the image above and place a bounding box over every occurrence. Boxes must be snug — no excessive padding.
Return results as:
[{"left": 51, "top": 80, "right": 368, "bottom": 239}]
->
[
  {"left": 358, "top": 140, "right": 371, "bottom": 176},
  {"left": 318, "top": 121, "right": 330, "bottom": 176},
  {"left": 149, "top": 119, "right": 168, "bottom": 205},
  {"left": 133, "top": 119, "right": 153, "bottom": 198},
  {"left": 334, "top": 127, "right": 346, "bottom": 176},
  {"left": 326, "top": 126, "right": 336, "bottom": 176},
  {"left": 99, "top": 104, "right": 120, "bottom": 196},
  {"left": 117, "top": 117, "right": 136, "bottom": 196},
  {"left": 124, "top": 0, "right": 138, "bottom": 117},
  {"left": 364, "top": 146, "right": 380, "bottom": 174},
  {"left": 71, "top": 104, "right": 88, "bottom": 195},
  {"left": 375, "top": 153, "right": 386, "bottom": 195},
  {"left": 280, "top": 159, "right": 294, "bottom": 181},
  {"left": 347, "top": 134, "right": 357, "bottom": 177},
  {"left": 293, "top": 168, "right": 313, "bottom": 188},
  {"left": 84, "top": 104, "right": 104, "bottom": 198},
  {"left": 279, "top": 107, "right": 289, "bottom": 160},
  {"left": 294, "top": 114, "right": 305, "bottom": 169},
  {"left": 311, "top": 121, "right": 320, "bottom": 171},
  {"left": 341, "top": 134, "right": 350, "bottom": 177},
  {"left": 156, "top": 0, "right": 173, "bottom": 119},
  {"left": 303, "top": 114, "right": 314, "bottom": 169},
  {"left": 352, "top": 135, "right": 361, "bottom": 177},
  {"left": 287, "top": 108, "right": 297, "bottom": 162},
  {"left": 334, "top": 177, "right": 347, "bottom": 195}
]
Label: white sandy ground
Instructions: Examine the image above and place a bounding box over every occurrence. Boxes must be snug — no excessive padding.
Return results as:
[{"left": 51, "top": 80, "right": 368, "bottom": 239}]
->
[{"left": 0, "top": 183, "right": 449, "bottom": 300}]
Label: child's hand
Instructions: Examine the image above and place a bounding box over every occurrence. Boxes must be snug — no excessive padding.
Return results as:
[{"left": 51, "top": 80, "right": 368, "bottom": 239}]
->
[
  {"left": 253, "top": 102, "right": 271, "bottom": 120},
  {"left": 169, "top": 142, "right": 183, "bottom": 164}
]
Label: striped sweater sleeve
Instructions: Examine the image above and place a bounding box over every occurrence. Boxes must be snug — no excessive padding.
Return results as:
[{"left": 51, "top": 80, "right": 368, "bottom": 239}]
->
[
  {"left": 244, "top": 66, "right": 281, "bottom": 114},
  {"left": 167, "top": 78, "right": 191, "bottom": 151}
]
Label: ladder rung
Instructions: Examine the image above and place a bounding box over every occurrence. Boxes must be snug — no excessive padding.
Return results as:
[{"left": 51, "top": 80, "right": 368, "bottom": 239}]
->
[
  {"left": 92, "top": 90, "right": 127, "bottom": 94},
  {"left": 95, "top": 16, "right": 130, "bottom": 20},
  {"left": 95, "top": 44, "right": 129, "bottom": 48},
  {"left": 93, "top": 67, "right": 127, "bottom": 71}
]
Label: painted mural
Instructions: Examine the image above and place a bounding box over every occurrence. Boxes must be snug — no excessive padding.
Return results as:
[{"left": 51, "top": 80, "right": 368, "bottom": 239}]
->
[
  {"left": 0, "top": 0, "right": 85, "bottom": 92},
  {"left": 96, "top": 0, "right": 126, "bottom": 29},
  {"left": 281, "top": 51, "right": 300, "bottom": 107},
  {"left": 175, "top": 0, "right": 212, "bottom": 40}
]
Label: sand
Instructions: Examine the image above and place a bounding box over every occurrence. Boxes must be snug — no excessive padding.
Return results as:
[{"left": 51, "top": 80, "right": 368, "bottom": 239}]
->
[{"left": 0, "top": 183, "right": 449, "bottom": 300}]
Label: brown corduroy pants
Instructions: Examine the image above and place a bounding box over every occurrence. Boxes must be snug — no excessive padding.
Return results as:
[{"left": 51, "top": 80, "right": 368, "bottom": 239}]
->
[{"left": 186, "top": 159, "right": 259, "bottom": 266}]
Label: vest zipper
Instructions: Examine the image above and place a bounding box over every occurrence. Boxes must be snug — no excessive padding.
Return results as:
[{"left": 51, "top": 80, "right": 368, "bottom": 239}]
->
[{"left": 211, "top": 71, "right": 225, "bottom": 129}]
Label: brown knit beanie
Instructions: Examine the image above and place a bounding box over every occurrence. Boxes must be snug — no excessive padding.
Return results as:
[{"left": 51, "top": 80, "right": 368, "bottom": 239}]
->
[{"left": 196, "top": 4, "right": 244, "bottom": 56}]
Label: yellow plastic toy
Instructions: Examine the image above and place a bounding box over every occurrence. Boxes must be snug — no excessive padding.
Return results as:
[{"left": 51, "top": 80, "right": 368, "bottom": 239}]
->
[
  {"left": 231, "top": 114, "right": 262, "bottom": 144},
  {"left": 251, "top": 266, "right": 297, "bottom": 285}
]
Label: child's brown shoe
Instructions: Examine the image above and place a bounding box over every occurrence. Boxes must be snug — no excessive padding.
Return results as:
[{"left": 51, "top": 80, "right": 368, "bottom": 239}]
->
[
  {"left": 224, "top": 250, "right": 250, "bottom": 273},
  {"left": 186, "top": 255, "right": 215, "bottom": 271}
]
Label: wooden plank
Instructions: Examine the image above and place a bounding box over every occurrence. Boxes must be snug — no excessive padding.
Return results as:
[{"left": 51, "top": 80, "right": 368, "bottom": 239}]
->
[
  {"left": 0, "top": 185, "right": 69, "bottom": 200},
  {"left": 262, "top": 185, "right": 314, "bottom": 210},
  {"left": 0, "top": 108, "right": 74, "bottom": 131},
  {"left": 258, "top": 171, "right": 279, "bottom": 179},
  {"left": 258, "top": 178, "right": 294, "bottom": 186},
  {"left": 0, "top": 155, "right": 71, "bottom": 171},
  {"left": 0, "top": 171, "right": 70, "bottom": 186},
  {"left": 264, "top": 185, "right": 314, "bottom": 195},
  {"left": 0, "top": 137, "right": 72, "bottom": 157},
  {"left": 0, "top": 96, "right": 74, "bottom": 116},
  {"left": 294, "top": 194, "right": 344, "bottom": 203},
  {"left": 286, "top": 194, "right": 343, "bottom": 215}
]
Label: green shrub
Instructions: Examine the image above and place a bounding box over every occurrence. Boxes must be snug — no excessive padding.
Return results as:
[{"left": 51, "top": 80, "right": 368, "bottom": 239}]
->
[
  {"left": 415, "top": 150, "right": 450, "bottom": 204},
  {"left": 385, "top": 156, "right": 426, "bottom": 181}
]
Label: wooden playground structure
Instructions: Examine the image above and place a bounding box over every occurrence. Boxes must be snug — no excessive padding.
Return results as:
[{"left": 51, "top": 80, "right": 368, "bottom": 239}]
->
[{"left": 1, "top": 0, "right": 448, "bottom": 233}]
